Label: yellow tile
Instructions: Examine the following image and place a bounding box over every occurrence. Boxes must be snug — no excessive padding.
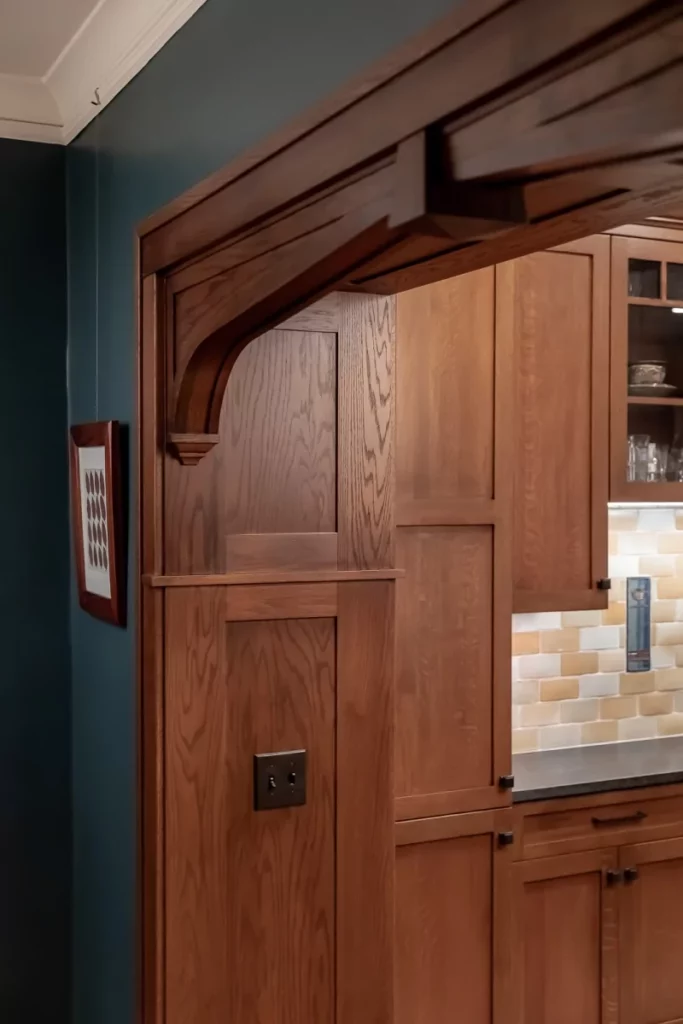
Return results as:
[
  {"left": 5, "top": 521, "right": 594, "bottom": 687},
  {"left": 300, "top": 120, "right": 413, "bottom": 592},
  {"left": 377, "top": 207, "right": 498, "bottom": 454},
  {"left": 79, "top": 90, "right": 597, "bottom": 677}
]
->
[
  {"left": 659, "top": 533, "right": 683, "bottom": 554},
  {"left": 540, "top": 677, "right": 579, "bottom": 702},
  {"left": 657, "top": 713, "right": 683, "bottom": 736},
  {"left": 640, "top": 556, "right": 675, "bottom": 577},
  {"left": 620, "top": 671, "right": 656, "bottom": 695},
  {"left": 512, "top": 631, "right": 540, "bottom": 656},
  {"left": 519, "top": 703, "right": 561, "bottom": 727},
  {"left": 599, "top": 649, "right": 626, "bottom": 673},
  {"left": 639, "top": 692, "right": 674, "bottom": 716},
  {"left": 512, "top": 729, "right": 540, "bottom": 753},
  {"left": 655, "top": 623, "right": 683, "bottom": 646},
  {"left": 652, "top": 601, "right": 678, "bottom": 623},
  {"left": 602, "top": 602, "right": 626, "bottom": 626},
  {"left": 657, "top": 578, "right": 683, "bottom": 599},
  {"left": 655, "top": 668, "right": 683, "bottom": 691},
  {"left": 540, "top": 628, "right": 579, "bottom": 654},
  {"left": 561, "top": 652, "right": 599, "bottom": 676},
  {"left": 561, "top": 699, "right": 599, "bottom": 723},
  {"left": 582, "top": 720, "right": 619, "bottom": 744},
  {"left": 561, "top": 610, "right": 602, "bottom": 627},
  {"left": 600, "top": 696, "right": 637, "bottom": 719},
  {"left": 610, "top": 511, "right": 638, "bottom": 531}
]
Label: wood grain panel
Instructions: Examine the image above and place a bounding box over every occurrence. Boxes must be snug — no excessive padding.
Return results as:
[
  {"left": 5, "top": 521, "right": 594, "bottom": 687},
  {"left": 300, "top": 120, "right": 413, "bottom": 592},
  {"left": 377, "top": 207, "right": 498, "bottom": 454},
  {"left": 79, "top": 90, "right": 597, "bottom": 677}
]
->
[
  {"left": 619, "top": 837, "right": 683, "bottom": 1024},
  {"left": 516, "top": 851, "right": 617, "bottom": 1024},
  {"left": 336, "top": 581, "right": 394, "bottom": 1024},
  {"left": 395, "top": 527, "right": 493, "bottom": 807},
  {"left": 165, "top": 326, "right": 337, "bottom": 574},
  {"left": 504, "top": 238, "right": 610, "bottom": 611},
  {"left": 222, "top": 582, "right": 337, "bottom": 621},
  {"left": 396, "top": 269, "right": 495, "bottom": 508},
  {"left": 224, "top": 532, "right": 338, "bottom": 572},
  {"left": 396, "top": 834, "right": 493, "bottom": 1024},
  {"left": 337, "top": 293, "right": 394, "bottom": 570},
  {"left": 165, "top": 589, "right": 335, "bottom": 1024}
]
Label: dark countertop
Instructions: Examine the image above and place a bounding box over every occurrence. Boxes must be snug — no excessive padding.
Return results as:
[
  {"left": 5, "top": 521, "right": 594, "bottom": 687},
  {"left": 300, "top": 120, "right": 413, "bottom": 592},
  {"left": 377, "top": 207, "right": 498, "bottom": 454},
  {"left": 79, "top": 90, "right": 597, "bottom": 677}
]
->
[{"left": 513, "top": 736, "right": 683, "bottom": 803}]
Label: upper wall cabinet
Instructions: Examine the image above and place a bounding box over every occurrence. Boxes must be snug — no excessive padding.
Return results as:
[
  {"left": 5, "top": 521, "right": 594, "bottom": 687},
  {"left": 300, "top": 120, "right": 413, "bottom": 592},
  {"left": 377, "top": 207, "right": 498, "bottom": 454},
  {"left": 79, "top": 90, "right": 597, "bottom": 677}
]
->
[
  {"left": 610, "top": 235, "right": 683, "bottom": 501},
  {"left": 501, "top": 237, "right": 610, "bottom": 613}
]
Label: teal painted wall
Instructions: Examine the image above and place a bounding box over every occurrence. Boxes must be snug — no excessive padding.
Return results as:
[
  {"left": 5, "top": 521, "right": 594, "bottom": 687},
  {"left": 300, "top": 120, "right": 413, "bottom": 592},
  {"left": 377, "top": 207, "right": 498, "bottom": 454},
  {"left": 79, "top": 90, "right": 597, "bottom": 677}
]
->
[
  {"left": 0, "top": 139, "right": 70, "bottom": 1021},
  {"left": 67, "top": 1, "right": 458, "bottom": 1020}
]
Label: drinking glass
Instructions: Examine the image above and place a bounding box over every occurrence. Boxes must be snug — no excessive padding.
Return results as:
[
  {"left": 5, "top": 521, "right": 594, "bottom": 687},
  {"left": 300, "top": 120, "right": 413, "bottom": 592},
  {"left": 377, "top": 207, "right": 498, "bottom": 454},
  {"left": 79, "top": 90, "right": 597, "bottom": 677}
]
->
[
  {"left": 648, "top": 442, "right": 669, "bottom": 482},
  {"left": 627, "top": 434, "right": 650, "bottom": 482}
]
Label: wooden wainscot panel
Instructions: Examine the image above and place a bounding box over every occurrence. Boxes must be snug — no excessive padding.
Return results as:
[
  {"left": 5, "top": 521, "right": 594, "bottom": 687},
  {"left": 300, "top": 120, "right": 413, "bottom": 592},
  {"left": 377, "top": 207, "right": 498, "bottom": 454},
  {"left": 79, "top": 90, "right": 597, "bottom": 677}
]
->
[{"left": 395, "top": 808, "right": 514, "bottom": 1024}]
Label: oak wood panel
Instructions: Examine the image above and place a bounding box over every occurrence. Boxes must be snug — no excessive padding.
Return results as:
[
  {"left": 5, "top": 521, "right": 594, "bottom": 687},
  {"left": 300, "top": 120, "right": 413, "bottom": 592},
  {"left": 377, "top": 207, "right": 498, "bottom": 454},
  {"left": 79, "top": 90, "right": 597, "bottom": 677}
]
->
[
  {"left": 503, "top": 237, "right": 610, "bottom": 612},
  {"left": 396, "top": 270, "right": 495, "bottom": 506},
  {"left": 164, "top": 325, "right": 337, "bottom": 574},
  {"left": 514, "top": 850, "right": 618, "bottom": 1024},
  {"left": 395, "top": 527, "right": 496, "bottom": 814},
  {"left": 337, "top": 293, "right": 394, "bottom": 570},
  {"left": 165, "top": 589, "right": 335, "bottom": 1024},
  {"left": 224, "top": 532, "right": 338, "bottom": 572},
  {"left": 619, "top": 837, "right": 683, "bottom": 1024},
  {"left": 144, "top": 568, "right": 403, "bottom": 587},
  {"left": 336, "top": 582, "right": 394, "bottom": 1024},
  {"left": 222, "top": 582, "right": 337, "bottom": 621}
]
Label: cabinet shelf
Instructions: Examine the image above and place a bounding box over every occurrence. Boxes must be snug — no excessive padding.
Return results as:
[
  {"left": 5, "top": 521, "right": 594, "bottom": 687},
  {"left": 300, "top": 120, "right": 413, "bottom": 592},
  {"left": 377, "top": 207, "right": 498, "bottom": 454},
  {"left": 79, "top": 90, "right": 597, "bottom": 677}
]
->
[
  {"left": 627, "top": 396, "right": 683, "bottom": 407},
  {"left": 627, "top": 297, "right": 683, "bottom": 309}
]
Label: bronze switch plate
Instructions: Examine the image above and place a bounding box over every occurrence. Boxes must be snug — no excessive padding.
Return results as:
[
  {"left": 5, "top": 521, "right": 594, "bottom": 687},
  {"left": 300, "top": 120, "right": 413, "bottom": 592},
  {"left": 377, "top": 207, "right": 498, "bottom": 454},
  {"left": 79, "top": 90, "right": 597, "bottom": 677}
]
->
[{"left": 253, "top": 749, "right": 307, "bottom": 810}]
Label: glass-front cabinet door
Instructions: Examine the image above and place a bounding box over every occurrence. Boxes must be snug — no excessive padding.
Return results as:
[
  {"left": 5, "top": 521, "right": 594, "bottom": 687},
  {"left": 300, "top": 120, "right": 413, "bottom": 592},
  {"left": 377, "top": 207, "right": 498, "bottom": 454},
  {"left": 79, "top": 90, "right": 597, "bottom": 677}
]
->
[{"left": 611, "top": 234, "right": 683, "bottom": 500}]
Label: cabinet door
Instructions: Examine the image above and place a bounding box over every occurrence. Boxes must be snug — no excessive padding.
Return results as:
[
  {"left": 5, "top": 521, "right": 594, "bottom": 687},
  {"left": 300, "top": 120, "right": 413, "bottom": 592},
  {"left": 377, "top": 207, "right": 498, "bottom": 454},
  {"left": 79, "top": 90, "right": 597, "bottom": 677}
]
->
[
  {"left": 395, "top": 810, "right": 514, "bottom": 1024},
  {"left": 500, "top": 237, "right": 610, "bottom": 612},
  {"left": 619, "top": 836, "right": 683, "bottom": 1024},
  {"left": 514, "top": 850, "right": 619, "bottom": 1024}
]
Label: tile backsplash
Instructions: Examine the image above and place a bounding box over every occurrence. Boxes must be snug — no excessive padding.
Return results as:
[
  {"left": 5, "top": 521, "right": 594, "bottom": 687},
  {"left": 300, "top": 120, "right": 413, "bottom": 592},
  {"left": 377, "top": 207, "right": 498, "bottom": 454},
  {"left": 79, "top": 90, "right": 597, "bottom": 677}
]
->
[{"left": 512, "top": 507, "right": 683, "bottom": 753}]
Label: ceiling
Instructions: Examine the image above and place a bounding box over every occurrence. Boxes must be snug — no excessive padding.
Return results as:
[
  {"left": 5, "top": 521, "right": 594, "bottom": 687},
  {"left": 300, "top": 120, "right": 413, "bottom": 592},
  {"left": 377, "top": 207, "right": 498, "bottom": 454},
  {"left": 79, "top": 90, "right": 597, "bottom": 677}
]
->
[
  {"left": 0, "top": 0, "right": 208, "bottom": 144},
  {"left": 0, "top": 0, "right": 99, "bottom": 77}
]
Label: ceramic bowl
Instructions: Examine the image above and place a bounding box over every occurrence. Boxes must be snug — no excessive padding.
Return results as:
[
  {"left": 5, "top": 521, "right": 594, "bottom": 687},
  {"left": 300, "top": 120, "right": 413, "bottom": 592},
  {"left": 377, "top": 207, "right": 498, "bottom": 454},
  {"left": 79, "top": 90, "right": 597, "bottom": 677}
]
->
[{"left": 629, "top": 361, "right": 667, "bottom": 386}]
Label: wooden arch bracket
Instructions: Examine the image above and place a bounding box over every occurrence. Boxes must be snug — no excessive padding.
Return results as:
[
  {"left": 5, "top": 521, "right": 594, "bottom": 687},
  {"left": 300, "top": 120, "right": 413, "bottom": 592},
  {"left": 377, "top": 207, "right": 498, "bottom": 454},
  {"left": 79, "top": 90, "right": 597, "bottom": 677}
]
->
[{"left": 167, "top": 432, "right": 221, "bottom": 466}]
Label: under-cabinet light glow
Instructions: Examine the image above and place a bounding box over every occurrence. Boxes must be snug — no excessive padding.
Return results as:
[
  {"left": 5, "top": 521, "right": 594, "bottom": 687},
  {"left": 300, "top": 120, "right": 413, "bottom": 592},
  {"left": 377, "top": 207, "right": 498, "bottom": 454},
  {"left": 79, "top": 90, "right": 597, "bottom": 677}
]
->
[{"left": 672, "top": 307, "right": 683, "bottom": 314}]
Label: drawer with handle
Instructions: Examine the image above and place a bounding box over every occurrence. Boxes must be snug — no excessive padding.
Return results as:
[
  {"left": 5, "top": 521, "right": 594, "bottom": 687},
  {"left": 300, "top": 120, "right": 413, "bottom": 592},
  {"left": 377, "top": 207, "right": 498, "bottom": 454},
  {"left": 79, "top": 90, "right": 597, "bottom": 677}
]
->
[{"left": 520, "top": 794, "right": 683, "bottom": 858}]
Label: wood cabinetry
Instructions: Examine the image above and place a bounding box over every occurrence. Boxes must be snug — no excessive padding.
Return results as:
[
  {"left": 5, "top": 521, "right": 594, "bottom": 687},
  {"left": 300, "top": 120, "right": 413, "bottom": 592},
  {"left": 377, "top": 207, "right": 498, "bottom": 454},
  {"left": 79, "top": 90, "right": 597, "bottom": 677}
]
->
[{"left": 501, "top": 237, "right": 610, "bottom": 612}]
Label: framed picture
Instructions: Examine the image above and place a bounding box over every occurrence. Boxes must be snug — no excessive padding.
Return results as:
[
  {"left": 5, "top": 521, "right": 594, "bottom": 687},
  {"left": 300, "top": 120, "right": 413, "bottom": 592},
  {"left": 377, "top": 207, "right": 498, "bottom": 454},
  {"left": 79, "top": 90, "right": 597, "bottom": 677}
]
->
[{"left": 69, "top": 421, "right": 125, "bottom": 626}]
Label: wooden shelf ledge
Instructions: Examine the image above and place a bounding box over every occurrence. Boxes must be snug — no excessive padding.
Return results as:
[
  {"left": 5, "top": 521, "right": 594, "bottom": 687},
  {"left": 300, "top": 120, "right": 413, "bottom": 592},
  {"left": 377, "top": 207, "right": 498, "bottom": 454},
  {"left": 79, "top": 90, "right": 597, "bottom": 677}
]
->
[
  {"left": 628, "top": 396, "right": 683, "bottom": 407},
  {"left": 142, "top": 568, "right": 405, "bottom": 587}
]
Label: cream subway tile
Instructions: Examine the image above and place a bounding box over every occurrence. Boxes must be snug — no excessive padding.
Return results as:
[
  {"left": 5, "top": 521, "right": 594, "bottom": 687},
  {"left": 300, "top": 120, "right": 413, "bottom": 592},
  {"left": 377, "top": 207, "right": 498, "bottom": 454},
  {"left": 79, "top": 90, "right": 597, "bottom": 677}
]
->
[
  {"left": 618, "top": 532, "right": 658, "bottom": 555},
  {"left": 609, "top": 534, "right": 618, "bottom": 556},
  {"left": 600, "top": 696, "right": 637, "bottom": 719},
  {"left": 620, "top": 671, "right": 656, "bottom": 695},
  {"left": 512, "top": 612, "right": 562, "bottom": 633},
  {"left": 608, "top": 555, "right": 640, "bottom": 579},
  {"left": 540, "top": 677, "right": 579, "bottom": 702},
  {"left": 562, "top": 652, "right": 599, "bottom": 676},
  {"left": 656, "top": 577, "right": 683, "bottom": 599},
  {"left": 513, "top": 680, "right": 540, "bottom": 705},
  {"left": 639, "top": 692, "right": 674, "bottom": 716},
  {"left": 511, "top": 657, "right": 521, "bottom": 682},
  {"left": 654, "top": 668, "right": 683, "bottom": 691},
  {"left": 580, "top": 673, "right": 620, "bottom": 698},
  {"left": 538, "top": 724, "right": 582, "bottom": 750},
  {"left": 658, "top": 533, "right": 683, "bottom": 554},
  {"left": 598, "top": 650, "right": 626, "bottom": 673},
  {"left": 540, "top": 629, "right": 579, "bottom": 654},
  {"left": 618, "top": 625, "right": 626, "bottom": 648},
  {"left": 638, "top": 509, "right": 676, "bottom": 532},
  {"left": 561, "top": 699, "right": 599, "bottom": 723},
  {"left": 580, "top": 626, "right": 621, "bottom": 651},
  {"left": 675, "top": 692, "right": 683, "bottom": 712},
  {"left": 609, "top": 510, "right": 638, "bottom": 531},
  {"left": 512, "top": 729, "right": 539, "bottom": 753},
  {"left": 639, "top": 556, "right": 675, "bottom": 577},
  {"left": 512, "top": 705, "right": 521, "bottom": 728},
  {"left": 518, "top": 654, "right": 562, "bottom": 679},
  {"left": 676, "top": 601, "right": 683, "bottom": 621},
  {"left": 582, "top": 720, "right": 619, "bottom": 744},
  {"left": 657, "top": 713, "right": 683, "bottom": 736},
  {"left": 655, "top": 623, "right": 683, "bottom": 646},
  {"left": 512, "top": 632, "right": 540, "bottom": 656},
  {"left": 618, "top": 717, "right": 658, "bottom": 741},
  {"left": 652, "top": 601, "right": 678, "bottom": 623},
  {"left": 652, "top": 647, "right": 676, "bottom": 669},
  {"left": 602, "top": 602, "right": 626, "bottom": 626},
  {"left": 520, "top": 703, "right": 561, "bottom": 727},
  {"left": 676, "top": 646, "right": 683, "bottom": 668},
  {"left": 561, "top": 610, "right": 602, "bottom": 627},
  {"left": 677, "top": 511, "right": 683, "bottom": 531},
  {"left": 611, "top": 578, "right": 627, "bottom": 601},
  {"left": 675, "top": 556, "right": 683, "bottom": 577}
]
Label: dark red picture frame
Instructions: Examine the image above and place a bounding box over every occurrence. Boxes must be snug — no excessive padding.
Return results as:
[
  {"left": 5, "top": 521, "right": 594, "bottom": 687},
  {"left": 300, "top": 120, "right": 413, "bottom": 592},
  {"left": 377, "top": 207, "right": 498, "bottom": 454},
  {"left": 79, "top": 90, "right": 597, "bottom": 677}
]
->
[{"left": 69, "top": 421, "right": 125, "bottom": 626}]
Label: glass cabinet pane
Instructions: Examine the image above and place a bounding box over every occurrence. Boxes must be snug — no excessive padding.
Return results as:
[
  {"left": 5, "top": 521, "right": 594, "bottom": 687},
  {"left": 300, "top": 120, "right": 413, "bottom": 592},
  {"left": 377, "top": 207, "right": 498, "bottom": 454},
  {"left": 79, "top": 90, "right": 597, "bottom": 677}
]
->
[
  {"left": 667, "top": 263, "right": 683, "bottom": 301},
  {"left": 629, "top": 258, "right": 661, "bottom": 298}
]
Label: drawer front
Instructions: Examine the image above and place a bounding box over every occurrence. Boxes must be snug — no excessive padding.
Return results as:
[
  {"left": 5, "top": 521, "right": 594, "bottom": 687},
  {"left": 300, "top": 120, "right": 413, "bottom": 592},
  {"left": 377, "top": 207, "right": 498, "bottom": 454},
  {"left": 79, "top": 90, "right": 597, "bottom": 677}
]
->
[{"left": 521, "top": 795, "right": 683, "bottom": 858}]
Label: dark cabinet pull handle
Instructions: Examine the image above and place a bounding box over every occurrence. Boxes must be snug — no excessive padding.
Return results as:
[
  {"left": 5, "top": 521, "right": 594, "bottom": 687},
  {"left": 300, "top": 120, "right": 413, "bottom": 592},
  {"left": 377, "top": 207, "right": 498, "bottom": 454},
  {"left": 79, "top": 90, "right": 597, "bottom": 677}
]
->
[
  {"left": 591, "top": 810, "right": 647, "bottom": 828},
  {"left": 498, "top": 775, "right": 515, "bottom": 791},
  {"left": 605, "top": 869, "right": 623, "bottom": 886},
  {"left": 497, "top": 831, "right": 514, "bottom": 847},
  {"left": 597, "top": 578, "right": 612, "bottom": 591},
  {"left": 624, "top": 866, "right": 639, "bottom": 883}
]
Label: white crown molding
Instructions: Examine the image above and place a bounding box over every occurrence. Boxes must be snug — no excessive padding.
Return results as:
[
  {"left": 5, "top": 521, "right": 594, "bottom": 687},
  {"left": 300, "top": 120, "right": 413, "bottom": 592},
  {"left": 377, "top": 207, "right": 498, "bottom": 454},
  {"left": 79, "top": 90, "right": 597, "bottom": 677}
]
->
[{"left": 0, "top": 0, "right": 208, "bottom": 146}]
